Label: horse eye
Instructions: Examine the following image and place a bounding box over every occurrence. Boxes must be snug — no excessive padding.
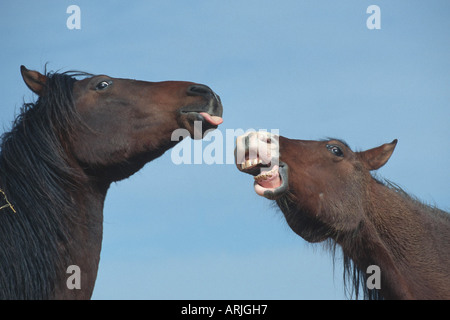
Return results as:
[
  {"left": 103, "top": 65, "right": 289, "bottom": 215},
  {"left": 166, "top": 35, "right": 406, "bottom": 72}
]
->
[
  {"left": 326, "top": 145, "right": 344, "bottom": 157},
  {"left": 95, "top": 80, "right": 112, "bottom": 91}
]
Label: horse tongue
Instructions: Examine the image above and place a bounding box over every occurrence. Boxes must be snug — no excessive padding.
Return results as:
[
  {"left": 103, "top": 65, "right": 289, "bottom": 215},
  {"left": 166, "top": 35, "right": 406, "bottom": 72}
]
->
[{"left": 199, "top": 112, "right": 223, "bottom": 126}]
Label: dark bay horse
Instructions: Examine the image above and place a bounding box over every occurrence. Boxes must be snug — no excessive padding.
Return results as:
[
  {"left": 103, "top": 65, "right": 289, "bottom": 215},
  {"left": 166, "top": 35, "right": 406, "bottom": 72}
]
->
[
  {"left": 0, "top": 66, "right": 223, "bottom": 299},
  {"left": 235, "top": 132, "right": 450, "bottom": 299}
]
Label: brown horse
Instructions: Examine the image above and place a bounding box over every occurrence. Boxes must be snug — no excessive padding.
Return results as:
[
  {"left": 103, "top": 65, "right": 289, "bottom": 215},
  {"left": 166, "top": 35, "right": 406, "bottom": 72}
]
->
[
  {"left": 0, "top": 66, "right": 223, "bottom": 299},
  {"left": 235, "top": 132, "right": 450, "bottom": 299}
]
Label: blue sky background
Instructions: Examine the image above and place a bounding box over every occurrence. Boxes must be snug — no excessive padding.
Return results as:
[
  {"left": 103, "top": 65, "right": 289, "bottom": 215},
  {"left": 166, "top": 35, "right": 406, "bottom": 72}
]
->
[{"left": 0, "top": 1, "right": 449, "bottom": 299}]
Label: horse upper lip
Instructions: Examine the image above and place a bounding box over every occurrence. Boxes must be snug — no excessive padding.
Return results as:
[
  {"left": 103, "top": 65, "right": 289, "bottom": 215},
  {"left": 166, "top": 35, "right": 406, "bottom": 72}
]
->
[
  {"left": 180, "top": 110, "right": 219, "bottom": 117},
  {"left": 180, "top": 91, "right": 223, "bottom": 119}
]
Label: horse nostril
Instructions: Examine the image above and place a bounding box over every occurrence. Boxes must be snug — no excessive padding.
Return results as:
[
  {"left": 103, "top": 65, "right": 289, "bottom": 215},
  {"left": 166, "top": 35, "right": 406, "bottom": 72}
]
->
[{"left": 187, "top": 84, "right": 213, "bottom": 97}]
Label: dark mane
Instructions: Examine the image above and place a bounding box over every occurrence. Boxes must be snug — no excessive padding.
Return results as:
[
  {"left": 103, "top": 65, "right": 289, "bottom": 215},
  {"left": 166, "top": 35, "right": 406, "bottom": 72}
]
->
[
  {"left": 275, "top": 169, "right": 449, "bottom": 300},
  {"left": 0, "top": 70, "right": 90, "bottom": 299}
]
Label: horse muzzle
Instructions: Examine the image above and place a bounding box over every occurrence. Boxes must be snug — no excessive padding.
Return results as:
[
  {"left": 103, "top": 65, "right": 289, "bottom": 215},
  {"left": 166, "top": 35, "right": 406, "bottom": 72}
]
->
[
  {"left": 179, "top": 84, "right": 223, "bottom": 138},
  {"left": 235, "top": 132, "right": 289, "bottom": 200}
]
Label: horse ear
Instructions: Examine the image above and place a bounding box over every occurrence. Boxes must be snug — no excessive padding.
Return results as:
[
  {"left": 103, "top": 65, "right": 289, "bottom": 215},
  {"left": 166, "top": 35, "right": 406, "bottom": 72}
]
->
[
  {"left": 20, "top": 65, "right": 47, "bottom": 96},
  {"left": 358, "top": 139, "right": 398, "bottom": 171}
]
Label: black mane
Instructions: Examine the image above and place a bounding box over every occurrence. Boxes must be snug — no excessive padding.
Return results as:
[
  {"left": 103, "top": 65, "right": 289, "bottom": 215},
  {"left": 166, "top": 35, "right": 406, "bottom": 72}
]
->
[{"left": 0, "top": 70, "right": 89, "bottom": 299}]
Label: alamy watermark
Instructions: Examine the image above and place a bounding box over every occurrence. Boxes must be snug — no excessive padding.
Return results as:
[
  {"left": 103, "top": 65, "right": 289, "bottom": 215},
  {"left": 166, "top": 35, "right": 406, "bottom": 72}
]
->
[
  {"left": 170, "top": 121, "right": 279, "bottom": 166},
  {"left": 367, "top": 5, "right": 381, "bottom": 30},
  {"left": 367, "top": 265, "right": 381, "bottom": 290},
  {"left": 66, "top": 5, "right": 381, "bottom": 31},
  {"left": 66, "top": 5, "right": 81, "bottom": 30},
  {"left": 66, "top": 265, "right": 81, "bottom": 290}
]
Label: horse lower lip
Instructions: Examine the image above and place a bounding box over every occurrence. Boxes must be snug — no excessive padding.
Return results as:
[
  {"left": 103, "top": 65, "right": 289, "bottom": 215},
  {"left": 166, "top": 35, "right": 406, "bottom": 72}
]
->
[
  {"left": 254, "top": 166, "right": 281, "bottom": 195},
  {"left": 253, "top": 163, "right": 288, "bottom": 199}
]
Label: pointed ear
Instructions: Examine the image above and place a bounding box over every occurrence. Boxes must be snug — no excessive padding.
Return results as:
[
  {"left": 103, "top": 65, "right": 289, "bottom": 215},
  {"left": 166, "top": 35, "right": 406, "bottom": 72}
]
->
[
  {"left": 20, "top": 65, "right": 47, "bottom": 96},
  {"left": 358, "top": 139, "right": 398, "bottom": 171}
]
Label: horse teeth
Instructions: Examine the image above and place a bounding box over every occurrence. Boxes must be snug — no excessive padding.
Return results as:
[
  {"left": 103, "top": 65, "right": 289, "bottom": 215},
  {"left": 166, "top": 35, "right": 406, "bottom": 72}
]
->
[
  {"left": 240, "top": 158, "right": 262, "bottom": 170},
  {"left": 254, "top": 167, "right": 277, "bottom": 181}
]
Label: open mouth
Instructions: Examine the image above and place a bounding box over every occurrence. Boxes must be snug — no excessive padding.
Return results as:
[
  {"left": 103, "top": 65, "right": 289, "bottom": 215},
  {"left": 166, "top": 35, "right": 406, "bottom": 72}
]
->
[
  {"left": 239, "top": 160, "right": 288, "bottom": 199},
  {"left": 235, "top": 132, "right": 288, "bottom": 199},
  {"left": 239, "top": 157, "right": 270, "bottom": 175}
]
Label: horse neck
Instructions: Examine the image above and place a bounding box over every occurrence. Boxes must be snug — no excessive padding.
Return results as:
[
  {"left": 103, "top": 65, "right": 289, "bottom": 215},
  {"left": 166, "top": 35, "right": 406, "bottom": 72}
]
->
[
  {"left": 0, "top": 165, "right": 108, "bottom": 299},
  {"left": 339, "top": 181, "right": 450, "bottom": 299},
  {"left": 55, "top": 179, "right": 108, "bottom": 299}
]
